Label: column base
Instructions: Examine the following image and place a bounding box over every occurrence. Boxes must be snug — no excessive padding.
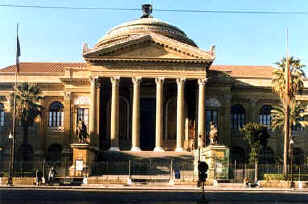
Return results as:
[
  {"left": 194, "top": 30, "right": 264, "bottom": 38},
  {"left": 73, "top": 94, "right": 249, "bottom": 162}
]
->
[
  {"left": 108, "top": 147, "right": 120, "bottom": 151},
  {"left": 154, "top": 146, "right": 165, "bottom": 152},
  {"left": 130, "top": 146, "right": 141, "bottom": 152},
  {"left": 175, "top": 147, "right": 184, "bottom": 152}
]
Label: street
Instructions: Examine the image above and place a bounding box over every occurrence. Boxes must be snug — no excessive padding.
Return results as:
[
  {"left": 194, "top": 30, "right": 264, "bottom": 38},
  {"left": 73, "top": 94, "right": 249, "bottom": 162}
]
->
[{"left": 1, "top": 188, "right": 308, "bottom": 204}]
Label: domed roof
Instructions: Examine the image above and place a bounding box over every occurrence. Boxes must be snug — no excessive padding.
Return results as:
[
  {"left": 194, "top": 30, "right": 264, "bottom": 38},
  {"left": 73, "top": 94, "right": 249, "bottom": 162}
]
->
[{"left": 95, "top": 17, "right": 197, "bottom": 48}]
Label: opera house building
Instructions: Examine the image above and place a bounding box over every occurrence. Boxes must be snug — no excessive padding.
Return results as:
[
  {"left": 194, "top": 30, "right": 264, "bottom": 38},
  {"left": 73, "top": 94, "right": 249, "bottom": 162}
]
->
[{"left": 0, "top": 6, "right": 307, "bottom": 171}]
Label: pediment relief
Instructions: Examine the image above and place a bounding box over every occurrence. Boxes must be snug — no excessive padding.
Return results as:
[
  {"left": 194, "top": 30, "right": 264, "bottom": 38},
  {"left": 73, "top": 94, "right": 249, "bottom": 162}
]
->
[
  {"left": 104, "top": 42, "right": 193, "bottom": 59},
  {"left": 83, "top": 33, "right": 214, "bottom": 62}
]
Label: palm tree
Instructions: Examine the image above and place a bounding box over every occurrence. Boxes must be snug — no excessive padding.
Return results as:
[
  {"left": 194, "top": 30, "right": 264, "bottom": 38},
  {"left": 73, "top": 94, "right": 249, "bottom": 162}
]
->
[
  {"left": 11, "top": 82, "right": 43, "bottom": 145},
  {"left": 272, "top": 56, "right": 305, "bottom": 100},
  {"left": 271, "top": 102, "right": 308, "bottom": 132},
  {"left": 272, "top": 56, "right": 305, "bottom": 177}
]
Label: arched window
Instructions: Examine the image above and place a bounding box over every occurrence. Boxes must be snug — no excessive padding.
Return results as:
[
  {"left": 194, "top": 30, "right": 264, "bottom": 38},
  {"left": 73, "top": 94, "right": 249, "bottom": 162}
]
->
[
  {"left": 259, "top": 105, "right": 272, "bottom": 127},
  {"left": 48, "top": 102, "right": 64, "bottom": 127},
  {"left": 0, "top": 103, "right": 4, "bottom": 127},
  {"left": 231, "top": 104, "right": 245, "bottom": 130}
]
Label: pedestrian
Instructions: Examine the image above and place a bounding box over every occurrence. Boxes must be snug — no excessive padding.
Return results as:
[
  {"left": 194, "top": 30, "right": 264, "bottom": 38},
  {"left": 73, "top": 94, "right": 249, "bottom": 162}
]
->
[
  {"left": 35, "top": 169, "right": 42, "bottom": 186},
  {"left": 243, "top": 177, "right": 249, "bottom": 187},
  {"left": 48, "top": 166, "right": 56, "bottom": 184}
]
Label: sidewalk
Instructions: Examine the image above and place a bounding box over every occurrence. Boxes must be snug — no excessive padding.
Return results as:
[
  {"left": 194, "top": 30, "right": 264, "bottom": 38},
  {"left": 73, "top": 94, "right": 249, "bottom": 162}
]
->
[{"left": 1, "top": 183, "right": 308, "bottom": 192}]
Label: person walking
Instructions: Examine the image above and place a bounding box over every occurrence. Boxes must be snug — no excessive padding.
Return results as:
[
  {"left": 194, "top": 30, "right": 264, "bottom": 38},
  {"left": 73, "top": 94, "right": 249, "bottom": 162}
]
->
[
  {"left": 35, "top": 169, "right": 42, "bottom": 186},
  {"left": 48, "top": 166, "right": 56, "bottom": 185}
]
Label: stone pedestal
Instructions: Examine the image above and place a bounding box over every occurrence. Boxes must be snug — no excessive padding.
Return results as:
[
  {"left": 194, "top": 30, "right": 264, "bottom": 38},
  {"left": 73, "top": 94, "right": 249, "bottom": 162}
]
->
[
  {"left": 70, "top": 143, "right": 96, "bottom": 177},
  {"left": 194, "top": 145, "right": 230, "bottom": 182}
]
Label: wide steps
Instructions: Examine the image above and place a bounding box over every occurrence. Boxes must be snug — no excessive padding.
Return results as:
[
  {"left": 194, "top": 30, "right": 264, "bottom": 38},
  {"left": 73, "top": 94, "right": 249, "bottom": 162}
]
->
[{"left": 100, "top": 151, "right": 194, "bottom": 161}]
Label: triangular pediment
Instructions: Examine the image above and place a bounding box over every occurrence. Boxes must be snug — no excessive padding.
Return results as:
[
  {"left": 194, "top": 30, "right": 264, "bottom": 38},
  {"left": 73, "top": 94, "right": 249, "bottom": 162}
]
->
[{"left": 83, "top": 34, "right": 215, "bottom": 62}]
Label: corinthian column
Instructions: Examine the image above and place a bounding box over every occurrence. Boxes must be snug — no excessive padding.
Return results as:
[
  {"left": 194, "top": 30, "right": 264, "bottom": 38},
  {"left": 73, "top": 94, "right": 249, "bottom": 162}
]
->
[
  {"left": 154, "top": 77, "right": 164, "bottom": 152},
  {"left": 197, "top": 78, "right": 207, "bottom": 148},
  {"left": 89, "top": 77, "right": 97, "bottom": 146},
  {"left": 109, "top": 77, "right": 120, "bottom": 151},
  {"left": 176, "top": 78, "right": 185, "bottom": 152},
  {"left": 131, "top": 77, "right": 141, "bottom": 151}
]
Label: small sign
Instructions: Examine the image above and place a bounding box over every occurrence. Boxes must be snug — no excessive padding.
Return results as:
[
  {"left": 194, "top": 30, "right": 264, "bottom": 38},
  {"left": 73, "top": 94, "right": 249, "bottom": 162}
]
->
[
  {"left": 215, "top": 151, "right": 225, "bottom": 158},
  {"left": 76, "top": 160, "right": 83, "bottom": 171}
]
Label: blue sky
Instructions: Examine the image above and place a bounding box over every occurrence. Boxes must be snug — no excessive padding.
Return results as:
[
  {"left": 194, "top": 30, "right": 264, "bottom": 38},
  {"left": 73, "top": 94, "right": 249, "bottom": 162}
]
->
[{"left": 1, "top": 0, "right": 308, "bottom": 73}]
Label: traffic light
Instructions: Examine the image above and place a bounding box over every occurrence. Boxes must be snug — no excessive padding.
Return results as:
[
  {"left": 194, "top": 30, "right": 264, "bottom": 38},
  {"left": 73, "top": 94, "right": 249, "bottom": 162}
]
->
[{"left": 198, "top": 161, "right": 208, "bottom": 182}]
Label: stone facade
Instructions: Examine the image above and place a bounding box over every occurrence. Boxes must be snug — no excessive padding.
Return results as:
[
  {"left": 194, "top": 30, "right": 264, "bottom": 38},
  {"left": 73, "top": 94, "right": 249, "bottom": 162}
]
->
[{"left": 0, "top": 12, "right": 308, "bottom": 169}]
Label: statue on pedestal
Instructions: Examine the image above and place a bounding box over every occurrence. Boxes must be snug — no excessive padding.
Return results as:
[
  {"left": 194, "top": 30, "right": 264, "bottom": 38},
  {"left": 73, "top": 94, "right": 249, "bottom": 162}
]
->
[
  {"left": 209, "top": 122, "right": 219, "bottom": 145},
  {"left": 76, "top": 119, "right": 89, "bottom": 143}
]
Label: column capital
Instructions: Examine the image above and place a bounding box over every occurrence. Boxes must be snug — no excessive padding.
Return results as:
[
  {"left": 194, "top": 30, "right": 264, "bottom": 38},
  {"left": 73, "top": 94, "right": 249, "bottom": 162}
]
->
[
  {"left": 64, "top": 91, "right": 71, "bottom": 99},
  {"left": 110, "top": 77, "right": 120, "bottom": 86},
  {"left": 155, "top": 77, "right": 165, "bottom": 85},
  {"left": 89, "top": 76, "right": 101, "bottom": 88},
  {"left": 132, "top": 77, "right": 142, "bottom": 85},
  {"left": 176, "top": 78, "right": 186, "bottom": 85},
  {"left": 89, "top": 75, "right": 98, "bottom": 83},
  {"left": 198, "top": 78, "right": 208, "bottom": 86},
  {"left": 249, "top": 98, "right": 258, "bottom": 106}
]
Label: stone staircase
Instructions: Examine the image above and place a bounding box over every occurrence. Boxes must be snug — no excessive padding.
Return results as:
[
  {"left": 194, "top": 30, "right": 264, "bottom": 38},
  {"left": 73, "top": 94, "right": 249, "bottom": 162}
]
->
[{"left": 99, "top": 151, "right": 194, "bottom": 161}]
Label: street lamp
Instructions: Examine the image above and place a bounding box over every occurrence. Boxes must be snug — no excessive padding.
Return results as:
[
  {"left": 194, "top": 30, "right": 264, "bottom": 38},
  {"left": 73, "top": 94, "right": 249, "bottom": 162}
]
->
[
  {"left": 290, "top": 138, "right": 294, "bottom": 188},
  {"left": 7, "top": 132, "right": 14, "bottom": 186}
]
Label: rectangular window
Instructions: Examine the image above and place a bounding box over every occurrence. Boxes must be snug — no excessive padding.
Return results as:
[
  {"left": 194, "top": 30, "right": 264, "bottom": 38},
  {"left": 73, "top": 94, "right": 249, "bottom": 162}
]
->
[
  {"left": 0, "top": 112, "right": 4, "bottom": 127},
  {"left": 61, "top": 112, "right": 64, "bottom": 127},
  {"left": 49, "top": 112, "right": 52, "bottom": 127},
  {"left": 206, "top": 110, "right": 218, "bottom": 134},
  {"left": 77, "top": 108, "right": 89, "bottom": 128}
]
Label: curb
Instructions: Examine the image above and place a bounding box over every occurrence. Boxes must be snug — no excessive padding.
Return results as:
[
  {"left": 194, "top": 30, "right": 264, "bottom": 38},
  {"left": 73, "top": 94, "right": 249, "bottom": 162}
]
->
[{"left": 1, "top": 185, "right": 308, "bottom": 192}]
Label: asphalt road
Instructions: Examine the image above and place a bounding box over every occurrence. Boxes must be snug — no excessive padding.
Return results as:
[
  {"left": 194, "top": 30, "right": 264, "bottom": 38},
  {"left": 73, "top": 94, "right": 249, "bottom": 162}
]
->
[{"left": 1, "top": 188, "right": 308, "bottom": 204}]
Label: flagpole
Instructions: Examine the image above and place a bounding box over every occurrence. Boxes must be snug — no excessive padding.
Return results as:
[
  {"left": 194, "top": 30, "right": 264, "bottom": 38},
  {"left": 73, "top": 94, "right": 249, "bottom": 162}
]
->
[
  {"left": 283, "top": 28, "right": 290, "bottom": 178},
  {"left": 8, "top": 24, "right": 19, "bottom": 186}
]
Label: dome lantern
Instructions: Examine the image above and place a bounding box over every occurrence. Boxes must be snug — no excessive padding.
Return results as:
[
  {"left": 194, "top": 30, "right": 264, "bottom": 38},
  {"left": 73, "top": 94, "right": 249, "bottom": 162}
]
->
[{"left": 141, "top": 4, "right": 153, "bottom": 18}]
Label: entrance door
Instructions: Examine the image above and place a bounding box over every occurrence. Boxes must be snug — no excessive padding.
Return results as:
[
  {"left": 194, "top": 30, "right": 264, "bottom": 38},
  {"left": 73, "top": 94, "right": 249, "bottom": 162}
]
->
[{"left": 140, "top": 98, "right": 156, "bottom": 150}]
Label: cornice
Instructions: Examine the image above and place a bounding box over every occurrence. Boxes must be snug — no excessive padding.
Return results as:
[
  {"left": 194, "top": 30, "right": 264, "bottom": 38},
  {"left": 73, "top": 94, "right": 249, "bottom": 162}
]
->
[
  {"left": 60, "top": 78, "right": 90, "bottom": 85},
  {"left": 86, "top": 57, "right": 212, "bottom": 64}
]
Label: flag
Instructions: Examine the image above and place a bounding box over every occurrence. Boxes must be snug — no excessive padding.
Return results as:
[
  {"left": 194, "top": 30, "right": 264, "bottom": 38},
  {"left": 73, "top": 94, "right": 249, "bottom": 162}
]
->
[{"left": 16, "top": 24, "right": 21, "bottom": 73}]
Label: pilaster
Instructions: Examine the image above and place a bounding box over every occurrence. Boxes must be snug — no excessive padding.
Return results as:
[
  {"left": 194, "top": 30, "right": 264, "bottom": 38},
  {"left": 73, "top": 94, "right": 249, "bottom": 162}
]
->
[
  {"left": 89, "top": 77, "right": 98, "bottom": 148},
  {"left": 64, "top": 91, "right": 72, "bottom": 145}
]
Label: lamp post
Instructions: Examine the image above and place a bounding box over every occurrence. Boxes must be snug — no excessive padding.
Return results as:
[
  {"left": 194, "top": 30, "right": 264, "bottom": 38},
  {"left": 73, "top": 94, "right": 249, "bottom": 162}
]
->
[
  {"left": 7, "top": 132, "right": 14, "bottom": 186},
  {"left": 290, "top": 138, "right": 294, "bottom": 188}
]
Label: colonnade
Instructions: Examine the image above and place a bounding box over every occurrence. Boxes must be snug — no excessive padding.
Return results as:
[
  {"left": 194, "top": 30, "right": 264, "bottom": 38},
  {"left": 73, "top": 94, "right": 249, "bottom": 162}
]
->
[{"left": 88, "top": 77, "right": 207, "bottom": 152}]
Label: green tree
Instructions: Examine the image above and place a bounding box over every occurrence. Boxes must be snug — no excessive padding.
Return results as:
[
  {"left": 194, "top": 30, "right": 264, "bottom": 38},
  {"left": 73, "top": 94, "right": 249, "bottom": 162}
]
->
[
  {"left": 11, "top": 82, "right": 43, "bottom": 145},
  {"left": 272, "top": 56, "right": 305, "bottom": 177},
  {"left": 271, "top": 102, "right": 308, "bottom": 132},
  {"left": 240, "top": 122, "right": 270, "bottom": 182}
]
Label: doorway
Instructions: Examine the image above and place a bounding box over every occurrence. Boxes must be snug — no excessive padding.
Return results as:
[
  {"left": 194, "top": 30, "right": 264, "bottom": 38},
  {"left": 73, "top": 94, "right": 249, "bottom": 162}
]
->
[{"left": 140, "top": 98, "right": 156, "bottom": 150}]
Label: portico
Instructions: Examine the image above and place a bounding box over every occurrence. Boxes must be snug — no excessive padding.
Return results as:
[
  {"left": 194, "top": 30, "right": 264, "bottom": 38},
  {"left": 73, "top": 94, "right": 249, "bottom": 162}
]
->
[{"left": 78, "top": 7, "right": 215, "bottom": 152}]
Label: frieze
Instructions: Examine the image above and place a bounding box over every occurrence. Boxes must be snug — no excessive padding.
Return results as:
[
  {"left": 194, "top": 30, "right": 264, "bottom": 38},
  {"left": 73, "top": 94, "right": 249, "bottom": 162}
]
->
[
  {"left": 60, "top": 78, "right": 90, "bottom": 86},
  {"left": 87, "top": 69, "right": 206, "bottom": 79}
]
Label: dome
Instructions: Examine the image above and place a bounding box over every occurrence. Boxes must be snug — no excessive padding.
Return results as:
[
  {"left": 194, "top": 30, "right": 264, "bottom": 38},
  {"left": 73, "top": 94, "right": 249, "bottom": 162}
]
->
[{"left": 95, "top": 17, "right": 197, "bottom": 48}]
